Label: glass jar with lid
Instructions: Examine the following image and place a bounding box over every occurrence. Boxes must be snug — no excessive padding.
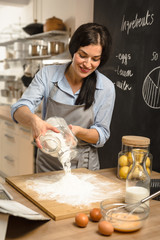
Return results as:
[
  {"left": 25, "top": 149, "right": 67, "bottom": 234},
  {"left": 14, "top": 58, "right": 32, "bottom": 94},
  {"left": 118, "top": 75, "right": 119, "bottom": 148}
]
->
[
  {"left": 117, "top": 135, "right": 152, "bottom": 180},
  {"left": 28, "top": 40, "right": 41, "bottom": 56},
  {"left": 39, "top": 40, "right": 48, "bottom": 56}
]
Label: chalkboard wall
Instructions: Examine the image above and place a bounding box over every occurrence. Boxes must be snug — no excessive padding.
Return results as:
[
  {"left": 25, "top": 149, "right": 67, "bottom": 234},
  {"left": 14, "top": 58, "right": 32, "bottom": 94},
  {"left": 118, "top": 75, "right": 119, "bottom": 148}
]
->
[{"left": 94, "top": 0, "right": 160, "bottom": 172}]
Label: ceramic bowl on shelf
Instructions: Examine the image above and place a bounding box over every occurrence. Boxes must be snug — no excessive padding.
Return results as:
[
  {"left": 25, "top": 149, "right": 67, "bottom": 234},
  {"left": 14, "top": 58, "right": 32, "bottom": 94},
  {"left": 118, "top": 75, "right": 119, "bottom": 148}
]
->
[
  {"left": 43, "top": 16, "right": 66, "bottom": 32},
  {"left": 23, "top": 22, "right": 43, "bottom": 35},
  {"left": 100, "top": 197, "right": 149, "bottom": 233}
]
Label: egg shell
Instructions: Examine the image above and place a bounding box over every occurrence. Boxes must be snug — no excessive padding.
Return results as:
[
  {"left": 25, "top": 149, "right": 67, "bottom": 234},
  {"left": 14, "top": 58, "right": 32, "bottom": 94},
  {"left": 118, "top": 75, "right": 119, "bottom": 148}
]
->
[
  {"left": 98, "top": 220, "right": 114, "bottom": 236},
  {"left": 90, "top": 208, "right": 102, "bottom": 222},
  {"left": 75, "top": 213, "right": 89, "bottom": 228}
]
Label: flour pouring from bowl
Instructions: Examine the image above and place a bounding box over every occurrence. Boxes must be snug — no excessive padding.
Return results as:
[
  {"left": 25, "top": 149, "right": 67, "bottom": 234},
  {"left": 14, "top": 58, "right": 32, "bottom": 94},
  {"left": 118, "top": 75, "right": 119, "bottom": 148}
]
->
[{"left": 40, "top": 117, "right": 78, "bottom": 173}]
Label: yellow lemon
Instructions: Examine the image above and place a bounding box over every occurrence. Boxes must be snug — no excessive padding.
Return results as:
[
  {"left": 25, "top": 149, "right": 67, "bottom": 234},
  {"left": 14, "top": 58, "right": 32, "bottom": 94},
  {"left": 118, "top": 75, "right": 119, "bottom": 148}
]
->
[
  {"left": 132, "top": 166, "right": 141, "bottom": 178},
  {"left": 129, "top": 164, "right": 133, "bottom": 172},
  {"left": 132, "top": 165, "right": 145, "bottom": 179},
  {"left": 146, "top": 157, "right": 151, "bottom": 168},
  {"left": 137, "top": 153, "right": 143, "bottom": 163},
  {"left": 119, "top": 166, "right": 129, "bottom": 179},
  {"left": 146, "top": 167, "right": 151, "bottom": 175},
  {"left": 128, "top": 152, "right": 133, "bottom": 164},
  {"left": 119, "top": 155, "right": 128, "bottom": 167}
]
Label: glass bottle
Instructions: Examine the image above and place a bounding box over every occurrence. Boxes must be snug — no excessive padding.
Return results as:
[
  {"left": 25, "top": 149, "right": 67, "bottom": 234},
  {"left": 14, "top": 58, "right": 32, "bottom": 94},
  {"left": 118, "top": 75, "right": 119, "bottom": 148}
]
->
[{"left": 125, "top": 148, "right": 150, "bottom": 205}]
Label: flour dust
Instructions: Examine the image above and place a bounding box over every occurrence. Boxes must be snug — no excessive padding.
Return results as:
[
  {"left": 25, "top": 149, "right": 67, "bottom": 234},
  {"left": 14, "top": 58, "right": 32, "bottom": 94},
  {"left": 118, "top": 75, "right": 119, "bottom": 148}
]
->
[{"left": 26, "top": 172, "right": 122, "bottom": 207}]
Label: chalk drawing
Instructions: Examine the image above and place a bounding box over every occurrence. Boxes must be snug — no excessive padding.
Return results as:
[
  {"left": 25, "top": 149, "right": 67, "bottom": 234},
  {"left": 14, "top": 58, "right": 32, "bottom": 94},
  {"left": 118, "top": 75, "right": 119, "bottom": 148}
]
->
[{"left": 142, "top": 66, "right": 160, "bottom": 109}]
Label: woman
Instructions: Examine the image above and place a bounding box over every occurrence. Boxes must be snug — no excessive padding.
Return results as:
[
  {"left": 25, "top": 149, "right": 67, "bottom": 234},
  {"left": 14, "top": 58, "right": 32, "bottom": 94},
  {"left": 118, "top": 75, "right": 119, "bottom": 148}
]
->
[{"left": 11, "top": 22, "right": 115, "bottom": 172}]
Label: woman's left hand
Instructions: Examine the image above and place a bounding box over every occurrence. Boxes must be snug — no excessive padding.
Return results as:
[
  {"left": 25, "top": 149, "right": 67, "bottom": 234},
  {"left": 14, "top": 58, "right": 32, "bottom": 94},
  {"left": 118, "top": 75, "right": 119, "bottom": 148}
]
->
[
  {"left": 68, "top": 124, "right": 80, "bottom": 136},
  {"left": 68, "top": 124, "right": 99, "bottom": 144}
]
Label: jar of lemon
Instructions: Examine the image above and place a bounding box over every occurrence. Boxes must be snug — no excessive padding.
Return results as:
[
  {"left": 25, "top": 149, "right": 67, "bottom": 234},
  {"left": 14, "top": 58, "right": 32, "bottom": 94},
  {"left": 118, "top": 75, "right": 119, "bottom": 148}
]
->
[{"left": 117, "top": 136, "right": 152, "bottom": 180}]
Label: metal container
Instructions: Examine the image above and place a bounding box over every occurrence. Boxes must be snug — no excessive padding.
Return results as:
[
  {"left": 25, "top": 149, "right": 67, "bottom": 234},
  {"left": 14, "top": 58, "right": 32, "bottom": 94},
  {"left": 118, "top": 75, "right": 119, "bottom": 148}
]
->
[
  {"left": 28, "top": 41, "right": 41, "bottom": 56},
  {"left": 1, "top": 80, "right": 23, "bottom": 99},
  {"left": 48, "top": 41, "right": 65, "bottom": 55},
  {"left": 13, "top": 89, "right": 22, "bottom": 99},
  {"left": 39, "top": 45, "right": 48, "bottom": 56},
  {"left": 14, "top": 42, "right": 24, "bottom": 51},
  {"left": 1, "top": 89, "right": 9, "bottom": 97}
]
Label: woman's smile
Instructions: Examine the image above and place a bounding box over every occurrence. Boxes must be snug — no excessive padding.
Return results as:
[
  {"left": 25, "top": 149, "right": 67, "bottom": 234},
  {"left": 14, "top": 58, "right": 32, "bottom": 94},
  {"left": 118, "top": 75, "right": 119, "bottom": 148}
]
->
[
  {"left": 71, "top": 44, "right": 102, "bottom": 80},
  {"left": 79, "top": 66, "right": 91, "bottom": 73}
]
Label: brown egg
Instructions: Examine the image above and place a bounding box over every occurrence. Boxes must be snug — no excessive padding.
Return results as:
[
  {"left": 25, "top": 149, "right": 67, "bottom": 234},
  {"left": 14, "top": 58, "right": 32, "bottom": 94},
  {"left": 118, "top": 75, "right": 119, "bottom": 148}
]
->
[
  {"left": 90, "top": 208, "right": 102, "bottom": 222},
  {"left": 98, "top": 220, "right": 114, "bottom": 236},
  {"left": 75, "top": 213, "right": 89, "bottom": 228}
]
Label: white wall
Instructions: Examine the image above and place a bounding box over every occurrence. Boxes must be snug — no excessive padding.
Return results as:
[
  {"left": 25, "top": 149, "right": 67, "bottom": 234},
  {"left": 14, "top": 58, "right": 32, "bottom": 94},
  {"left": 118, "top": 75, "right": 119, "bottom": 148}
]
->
[
  {"left": 0, "top": 0, "right": 94, "bottom": 105},
  {"left": 40, "top": 0, "right": 94, "bottom": 35},
  {"left": 0, "top": 0, "right": 94, "bottom": 37},
  {"left": 0, "top": 5, "right": 33, "bottom": 42}
]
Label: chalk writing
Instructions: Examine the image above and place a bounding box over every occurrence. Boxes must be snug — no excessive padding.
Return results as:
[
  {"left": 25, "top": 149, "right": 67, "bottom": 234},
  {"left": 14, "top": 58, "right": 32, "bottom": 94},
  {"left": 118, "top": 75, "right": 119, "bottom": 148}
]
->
[
  {"left": 115, "top": 65, "right": 133, "bottom": 77},
  {"left": 151, "top": 52, "right": 159, "bottom": 61},
  {"left": 116, "top": 80, "right": 132, "bottom": 91},
  {"left": 114, "top": 52, "right": 133, "bottom": 91},
  {"left": 121, "top": 10, "right": 154, "bottom": 35},
  {"left": 116, "top": 53, "right": 131, "bottom": 65}
]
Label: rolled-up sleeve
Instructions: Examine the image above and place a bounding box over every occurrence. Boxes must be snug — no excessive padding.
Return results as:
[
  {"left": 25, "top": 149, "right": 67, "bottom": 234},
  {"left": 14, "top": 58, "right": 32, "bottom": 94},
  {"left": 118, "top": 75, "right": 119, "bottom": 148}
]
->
[
  {"left": 11, "top": 64, "right": 68, "bottom": 122},
  {"left": 90, "top": 72, "right": 116, "bottom": 148}
]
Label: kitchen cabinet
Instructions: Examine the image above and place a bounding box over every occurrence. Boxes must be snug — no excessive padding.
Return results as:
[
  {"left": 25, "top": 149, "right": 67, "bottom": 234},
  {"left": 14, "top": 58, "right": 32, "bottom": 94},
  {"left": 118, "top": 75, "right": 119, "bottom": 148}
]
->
[
  {"left": 17, "top": 125, "right": 35, "bottom": 175},
  {"left": 0, "top": 30, "right": 70, "bottom": 63},
  {"left": 0, "top": 118, "right": 34, "bottom": 177},
  {"left": 0, "top": 120, "right": 2, "bottom": 170}
]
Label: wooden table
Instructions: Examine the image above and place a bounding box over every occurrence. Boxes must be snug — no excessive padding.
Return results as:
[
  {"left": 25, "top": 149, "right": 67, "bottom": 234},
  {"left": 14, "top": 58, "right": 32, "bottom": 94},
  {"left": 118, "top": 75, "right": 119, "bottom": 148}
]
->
[{"left": 2, "top": 168, "right": 160, "bottom": 240}]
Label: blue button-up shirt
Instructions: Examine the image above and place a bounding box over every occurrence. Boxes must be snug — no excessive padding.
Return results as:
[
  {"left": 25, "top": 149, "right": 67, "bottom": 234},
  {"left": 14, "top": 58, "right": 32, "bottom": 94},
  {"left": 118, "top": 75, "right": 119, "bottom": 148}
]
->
[{"left": 11, "top": 63, "right": 115, "bottom": 148}]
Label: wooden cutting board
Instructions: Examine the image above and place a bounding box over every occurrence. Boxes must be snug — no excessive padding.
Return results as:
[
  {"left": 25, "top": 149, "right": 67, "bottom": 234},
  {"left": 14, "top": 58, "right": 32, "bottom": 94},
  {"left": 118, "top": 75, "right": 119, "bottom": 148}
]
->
[{"left": 6, "top": 168, "right": 125, "bottom": 220}]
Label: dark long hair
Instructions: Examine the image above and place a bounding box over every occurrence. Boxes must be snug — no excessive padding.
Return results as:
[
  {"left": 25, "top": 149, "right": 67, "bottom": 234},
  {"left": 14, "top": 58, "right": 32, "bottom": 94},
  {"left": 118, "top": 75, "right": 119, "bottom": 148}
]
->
[{"left": 69, "top": 22, "right": 112, "bottom": 110}]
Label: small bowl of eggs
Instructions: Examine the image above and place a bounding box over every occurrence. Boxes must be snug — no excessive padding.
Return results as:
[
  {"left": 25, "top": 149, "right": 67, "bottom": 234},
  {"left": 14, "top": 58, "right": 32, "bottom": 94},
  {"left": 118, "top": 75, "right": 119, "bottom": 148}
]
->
[{"left": 100, "top": 197, "right": 150, "bottom": 233}]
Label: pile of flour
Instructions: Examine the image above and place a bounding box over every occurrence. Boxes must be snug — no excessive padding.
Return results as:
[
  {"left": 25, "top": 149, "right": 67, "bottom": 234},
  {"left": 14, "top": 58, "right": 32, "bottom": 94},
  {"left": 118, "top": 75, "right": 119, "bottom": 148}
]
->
[{"left": 26, "top": 172, "right": 122, "bottom": 207}]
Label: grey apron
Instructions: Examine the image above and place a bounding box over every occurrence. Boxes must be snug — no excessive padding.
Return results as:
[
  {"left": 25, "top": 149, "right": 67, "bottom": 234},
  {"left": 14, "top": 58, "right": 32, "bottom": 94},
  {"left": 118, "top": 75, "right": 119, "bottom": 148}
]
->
[{"left": 36, "top": 83, "right": 100, "bottom": 172}]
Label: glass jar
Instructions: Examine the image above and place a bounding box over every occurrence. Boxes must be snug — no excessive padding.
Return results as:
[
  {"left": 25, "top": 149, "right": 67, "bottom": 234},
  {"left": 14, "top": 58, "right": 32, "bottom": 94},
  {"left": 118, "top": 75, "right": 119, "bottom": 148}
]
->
[
  {"left": 47, "top": 41, "right": 65, "bottom": 55},
  {"left": 39, "top": 40, "right": 48, "bottom": 56},
  {"left": 40, "top": 131, "right": 61, "bottom": 157},
  {"left": 40, "top": 117, "right": 78, "bottom": 173},
  {"left": 117, "top": 136, "right": 152, "bottom": 180},
  {"left": 28, "top": 40, "right": 41, "bottom": 56}
]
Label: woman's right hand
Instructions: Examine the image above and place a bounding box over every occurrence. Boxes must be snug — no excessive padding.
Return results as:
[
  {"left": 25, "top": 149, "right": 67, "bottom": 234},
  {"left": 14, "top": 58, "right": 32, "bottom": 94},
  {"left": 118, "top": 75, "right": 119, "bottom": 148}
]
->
[
  {"left": 13, "top": 106, "right": 60, "bottom": 149},
  {"left": 31, "top": 115, "right": 60, "bottom": 149}
]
